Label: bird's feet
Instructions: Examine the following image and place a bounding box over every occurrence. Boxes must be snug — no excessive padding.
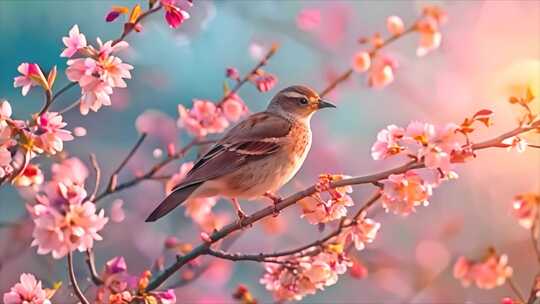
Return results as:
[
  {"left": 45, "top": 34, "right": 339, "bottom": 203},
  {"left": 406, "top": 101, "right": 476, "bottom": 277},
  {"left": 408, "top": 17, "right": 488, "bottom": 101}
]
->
[
  {"left": 264, "top": 192, "right": 283, "bottom": 217},
  {"left": 230, "top": 198, "right": 251, "bottom": 228}
]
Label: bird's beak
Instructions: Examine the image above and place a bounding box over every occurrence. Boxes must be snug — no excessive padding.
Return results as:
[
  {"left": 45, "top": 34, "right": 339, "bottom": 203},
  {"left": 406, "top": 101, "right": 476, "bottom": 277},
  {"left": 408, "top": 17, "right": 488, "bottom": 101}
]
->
[{"left": 318, "top": 98, "right": 336, "bottom": 109}]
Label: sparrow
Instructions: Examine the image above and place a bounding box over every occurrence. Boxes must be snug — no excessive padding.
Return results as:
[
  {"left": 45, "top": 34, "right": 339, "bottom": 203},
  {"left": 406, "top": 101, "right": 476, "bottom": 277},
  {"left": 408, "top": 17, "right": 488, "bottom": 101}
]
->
[{"left": 145, "top": 85, "right": 335, "bottom": 222}]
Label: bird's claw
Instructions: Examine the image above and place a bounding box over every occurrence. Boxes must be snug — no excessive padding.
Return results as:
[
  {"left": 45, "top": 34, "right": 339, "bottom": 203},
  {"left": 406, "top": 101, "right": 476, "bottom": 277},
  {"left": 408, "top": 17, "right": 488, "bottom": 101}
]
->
[
  {"left": 236, "top": 210, "right": 251, "bottom": 228},
  {"left": 264, "top": 192, "right": 282, "bottom": 217}
]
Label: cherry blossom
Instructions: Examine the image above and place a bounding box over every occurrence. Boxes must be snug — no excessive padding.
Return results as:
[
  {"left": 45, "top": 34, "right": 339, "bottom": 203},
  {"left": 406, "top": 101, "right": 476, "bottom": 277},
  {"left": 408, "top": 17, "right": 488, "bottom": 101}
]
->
[
  {"left": 222, "top": 93, "right": 248, "bottom": 122},
  {"left": 339, "top": 212, "right": 381, "bottom": 251},
  {"left": 13, "top": 164, "right": 44, "bottom": 187},
  {"left": 3, "top": 273, "right": 52, "bottom": 304},
  {"left": 177, "top": 100, "right": 229, "bottom": 137},
  {"left": 252, "top": 73, "right": 278, "bottom": 92},
  {"left": 352, "top": 51, "right": 371, "bottom": 73},
  {"left": 381, "top": 171, "right": 432, "bottom": 215},
  {"left": 161, "top": 0, "right": 191, "bottom": 28},
  {"left": 512, "top": 192, "right": 540, "bottom": 229},
  {"left": 29, "top": 181, "right": 108, "bottom": 259},
  {"left": 34, "top": 112, "right": 74, "bottom": 155},
  {"left": 299, "top": 174, "right": 354, "bottom": 224},
  {"left": 64, "top": 26, "right": 133, "bottom": 115},
  {"left": 367, "top": 56, "right": 397, "bottom": 88},
  {"left": 386, "top": 16, "right": 405, "bottom": 35},
  {"left": 453, "top": 251, "right": 513, "bottom": 289},
  {"left": 297, "top": 8, "right": 321, "bottom": 31},
  {"left": 51, "top": 157, "right": 89, "bottom": 186},
  {"left": 60, "top": 24, "right": 87, "bottom": 58},
  {"left": 502, "top": 136, "right": 528, "bottom": 153},
  {"left": 13, "top": 63, "right": 47, "bottom": 96},
  {"left": 415, "top": 6, "right": 447, "bottom": 57},
  {"left": 371, "top": 124, "right": 405, "bottom": 160}
]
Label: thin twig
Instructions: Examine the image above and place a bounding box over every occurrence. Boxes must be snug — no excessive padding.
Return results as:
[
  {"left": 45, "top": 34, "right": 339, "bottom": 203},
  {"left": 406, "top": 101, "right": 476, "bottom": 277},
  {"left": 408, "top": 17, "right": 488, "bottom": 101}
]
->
[
  {"left": 85, "top": 249, "right": 104, "bottom": 285},
  {"left": 507, "top": 277, "right": 526, "bottom": 303},
  {"left": 145, "top": 120, "right": 540, "bottom": 291},
  {"left": 106, "top": 133, "right": 147, "bottom": 193},
  {"left": 37, "top": 89, "right": 53, "bottom": 116},
  {"left": 319, "top": 20, "right": 419, "bottom": 98},
  {"left": 88, "top": 153, "right": 101, "bottom": 202},
  {"left": 113, "top": 4, "right": 163, "bottom": 46},
  {"left": 527, "top": 273, "right": 540, "bottom": 304},
  {"left": 67, "top": 252, "right": 90, "bottom": 304}
]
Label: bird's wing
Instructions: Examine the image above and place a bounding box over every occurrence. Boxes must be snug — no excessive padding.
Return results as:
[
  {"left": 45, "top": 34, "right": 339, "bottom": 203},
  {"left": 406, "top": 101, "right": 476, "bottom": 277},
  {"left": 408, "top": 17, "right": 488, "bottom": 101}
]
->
[{"left": 177, "top": 112, "right": 292, "bottom": 188}]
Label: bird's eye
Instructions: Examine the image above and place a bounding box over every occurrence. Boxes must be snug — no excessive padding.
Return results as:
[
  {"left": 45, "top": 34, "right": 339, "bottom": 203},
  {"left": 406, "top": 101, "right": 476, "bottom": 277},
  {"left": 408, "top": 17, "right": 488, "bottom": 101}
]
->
[{"left": 299, "top": 97, "right": 309, "bottom": 105}]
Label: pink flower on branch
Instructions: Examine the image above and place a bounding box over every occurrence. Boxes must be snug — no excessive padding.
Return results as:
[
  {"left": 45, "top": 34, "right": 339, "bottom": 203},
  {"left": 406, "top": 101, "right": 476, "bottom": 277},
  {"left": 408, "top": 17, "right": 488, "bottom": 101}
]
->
[
  {"left": 299, "top": 174, "right": 354, "bottom": 224},
  {"left": 34, "top": 112, "right": 74, "bottom": 155},
  {"left": 339, "top": 212, "right": 381, "bottom": 251},
  {"left": 161, "top": 0, "right": 191, "bottom": 28},
  {"left": 13, "top": 63, "right": 48, "bottom": 96},
  {"left": 177, "top": 100, "right": 229, "bottom": 137},
  {"left": 60, "top": 24, "right": 87, "bottom": 58},
  {"left": 512, "top": 192, "right": 540, "bottom": 229},
  {"left": 381, "top": 171, "right": 433, "bottom": 215},
  {"left": 453, "top": 250, "right": 513, "bottom": 289},
  {"left": 29, "top": 181, "right": 108, "bottom": 259},
  {"left": 3, "top": 273, "right": 52, "bottom": 304}
]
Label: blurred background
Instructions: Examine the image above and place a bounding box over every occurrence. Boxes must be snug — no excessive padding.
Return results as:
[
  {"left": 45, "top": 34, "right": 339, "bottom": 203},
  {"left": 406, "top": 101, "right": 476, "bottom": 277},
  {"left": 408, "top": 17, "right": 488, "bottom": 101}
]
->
[{"left": 0, "top": 0, "right": 539, "bottom": 303}]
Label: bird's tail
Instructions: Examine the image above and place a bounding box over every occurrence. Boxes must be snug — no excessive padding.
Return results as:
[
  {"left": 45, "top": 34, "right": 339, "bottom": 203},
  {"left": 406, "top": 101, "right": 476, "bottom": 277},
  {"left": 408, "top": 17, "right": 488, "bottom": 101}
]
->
[{"left": 145, "top": 182, "right": 201, "bottom": 222}]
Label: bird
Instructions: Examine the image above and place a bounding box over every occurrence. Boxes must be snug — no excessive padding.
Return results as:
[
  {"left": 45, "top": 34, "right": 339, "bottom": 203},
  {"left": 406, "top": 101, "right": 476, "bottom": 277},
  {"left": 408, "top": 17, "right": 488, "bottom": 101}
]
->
[{"left": 145, "top": 85, "right": 336, "bottom": 223}]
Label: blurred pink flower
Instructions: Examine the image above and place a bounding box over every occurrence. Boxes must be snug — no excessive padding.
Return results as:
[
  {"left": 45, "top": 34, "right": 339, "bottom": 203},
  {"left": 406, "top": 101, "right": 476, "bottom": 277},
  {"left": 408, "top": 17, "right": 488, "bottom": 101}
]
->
[
  {"left": 0, "top": 147, "right": 13, "bottom": 178},
  {"left": 225, "top": 67, "right": 240, "bottom": 80},
  {"left": 13, "top": 63, "right": 47, "bottom": 96},
  {"left": 386, "top": 16, "right": 405, "bottom": 35},
  {"left": 110, "top": 199, "right": 126, "bottom": 223},
  {"left": 29, "top": 182, "right": 108, "bottom": 259},
  {"left": 253, "top": 73, "right": 278, "bottom": 92},
  {"left": 13, "top": 164, "right": 44, "bottom": 187},
  {"left": 60, "top": 24, "right": 87, "bottom": 58},
  {"left": 106, "top": 256, "right": 128, "bottom": 274},
  {"left": 512, "top": 193, "right": 540, "bottom": 229},
  {"left": 340, "top": 212, "right": 380, "bottom": 251},
  {"left": 416, "top": 17, "right": 442, "bottom": 57},
  {"left": 177, "top": 100, "right": 229, "bottom": 137},
  {"left": 502, "top": 136, "right": 527, "bottom": 153},
  {"left": 297, "top": 8, "right": 321, "bottom": 31},
  {"left": 381, "top": 171, "right": 432, "bottom": 215},
  {"left": 352, "top": 51, "right": 371, "bottom": 73},
  {"left": 51, "top": 157, "right": 89, "bottom": 186},
  {"left": 34, "top": 112, "right": 74, "bottom": 155},
  {"left": 367, "top": 56, "right": 397, "bottom": 88},
  {"left": 161, "top": 0, "right": 190, "bottom": 28},
  {"left": 222, "top": 94, "right": 248, "bottom": 122},
  {"left": 3, "top": 273, "right": 51, "bottom": 304},
  {"left": 1, "top": 100, "right": 13, "bottom": 118},
  {"left": 454, "top": 252, "right": 513, "bottom": 289},
  {"left": 371, "top": 124, "right": 405, "bottom": 160}
]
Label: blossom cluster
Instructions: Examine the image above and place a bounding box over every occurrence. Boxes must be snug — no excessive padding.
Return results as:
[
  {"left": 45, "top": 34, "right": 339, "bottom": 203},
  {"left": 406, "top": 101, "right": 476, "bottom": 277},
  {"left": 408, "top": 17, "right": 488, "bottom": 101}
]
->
[
  {"left": 352, "top": 5, "right": 447, "bottom": 88},
  {"left": 260, "top": 212, "right": 379, "bottom": 301},
  {"left": 3, "top": 273, "right": 57, "bottom": 304},
  {"left": 0, "top": 99, "right": 73, "bottom": 179},
  {"left": 511, "top": 192, "right": 540, "bottom": 229},
  {"left": 453, "top": 250, "right": 513, "bottom": 289},
  {"left": 299, "top": 174, "right": 354, "bottom": 224},
  {"left": 96, "top": 256, "right": 176, "bottom": 304},
  {"left": 27, "top": 157, "right": 108, "bottom": 259},
  {"left": 177, "top": 61, "right": 279, "bottom": 138},
  {"left": 61, "top": 25, "right": 134, "bottom": 115},
  {"left": 106, "top": 0, "right": 192, "bottom": 29}
]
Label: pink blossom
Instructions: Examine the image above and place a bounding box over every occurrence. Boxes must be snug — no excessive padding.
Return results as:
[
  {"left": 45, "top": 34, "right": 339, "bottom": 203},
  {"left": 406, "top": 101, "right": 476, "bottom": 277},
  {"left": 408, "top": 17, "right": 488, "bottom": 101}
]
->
[
  {"left": 371, "top": 124, "right": 405, "bottom": 160},
  {"left": 222, "top": 94, "right": 248, "bottom": 122},
  {"left": 34, "top": 112, "right": 74, "bottom": 155},
  {"left": 352, "top": 51, "right": 371, "bottom": 73},
  {"left": 381, "top": 171, "right": 432, "bottom": 215},
  {"left": 260, "top": 251, "right": 351, "bottom": 301},
  {"left": 51, "top": 157, "right": 89, "bottom": 186},
  {"left": 13, "top": 164, "right": 44, "bottom": 187},
  {"left": 502, "top": 136, "right": 528, "bottom": 153},
  {"left": 453, "top": 252, "right": 513, "bottom": 289},
  {"left": 253, "top": 73, "right": 278, "bottom": 92},
  {"left": 110, "top": 199, "right": 126, "bottom": 223},
  {"left": 512, "top": 193, "right": 539, "bottom": 229},
  {"left": 60, "top": 24, "right": 87, "bottom": 58},
  {"left": 386, "top": 16, "right": 405, "bottom": 35},
  {"left": 161, "top": 0, "right": 190, "bottom": 28},
  {"left": 367, "top": 56, "right": 397, "bottom": 88},
  {"left": 1, "top": 100, "right": 12, "bottom": 119},
  {"left": 3, "top": 273, "right": 51, "bottom": 304},
  {"left": 153, "top": 289, "right": 177, "bottom": 304},
  {"left": 0, "top": 147, "right": 12, "bottom": 178},
  {"left": 13, "top": 63, "right": 47, "bottom": 96},
  {"left": 297, "top": 8, "right": 321, "bottom": 31},
  {"left": 225, "top": 67, "right": 240, "bottom": 80},
  {"left": 340, "top": 212, "right": 380, "bottom": 251},
  {"left": 29, "top": 182, "right": 108, "bottom": 259},
  {"left": 416, "top": 17, "right": 442, "bottom": 57},
  {"left": 65, "top": 37, "right": 133, "bottom": 115},
  {"left": 300, "top": 174, "right": 354, "bottom": 224},
  {"left": 177, "top": 100, "right": 229, "bottom": 137},
  {"left": 106, "top": 256, "right": 128, "bottom": 274}
]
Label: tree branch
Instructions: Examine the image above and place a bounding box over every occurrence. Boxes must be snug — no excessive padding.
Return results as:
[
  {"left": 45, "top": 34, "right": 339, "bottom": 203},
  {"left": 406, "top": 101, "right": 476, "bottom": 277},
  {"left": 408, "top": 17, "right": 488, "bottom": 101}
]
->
[
  {"left": 106, "top": 133, "right": 147, "bottom": 193},
  {"left": 85, "top": 249, "right": 104, "bottom": 285},
  {"left": 67, "top": 252, "right": 90, "bottom": 304},
  {"left": 145, "top": 120, "right": 539, "bottom": 291}
]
